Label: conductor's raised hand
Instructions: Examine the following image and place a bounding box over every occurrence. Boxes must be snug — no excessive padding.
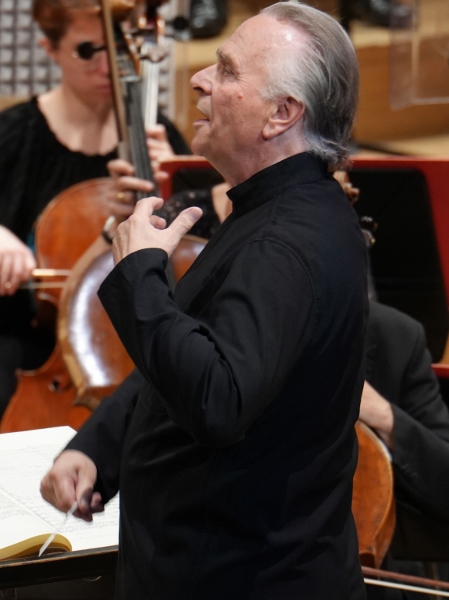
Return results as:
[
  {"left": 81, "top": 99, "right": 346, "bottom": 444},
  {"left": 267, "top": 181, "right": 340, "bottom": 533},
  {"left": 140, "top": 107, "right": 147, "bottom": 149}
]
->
[
  {"left": 112, "top": 196, "right": 203, "bottom": 264},
  {"left": 40, "top": 450, "right": 104, "bottom": 522}
]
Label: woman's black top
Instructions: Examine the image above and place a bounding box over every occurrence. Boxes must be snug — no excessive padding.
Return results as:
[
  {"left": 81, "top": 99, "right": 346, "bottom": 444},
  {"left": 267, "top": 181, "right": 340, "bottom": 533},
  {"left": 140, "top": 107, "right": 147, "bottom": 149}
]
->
[{"left": 0, "top": 97, "right": 189, "bottom": 331}]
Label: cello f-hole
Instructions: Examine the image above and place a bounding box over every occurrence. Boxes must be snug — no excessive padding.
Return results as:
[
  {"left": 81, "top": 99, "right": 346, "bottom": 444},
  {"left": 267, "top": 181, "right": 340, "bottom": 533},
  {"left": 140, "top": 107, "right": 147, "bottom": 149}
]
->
[{"left": 49, "top": 375, "right": 72, "bottom": 393}]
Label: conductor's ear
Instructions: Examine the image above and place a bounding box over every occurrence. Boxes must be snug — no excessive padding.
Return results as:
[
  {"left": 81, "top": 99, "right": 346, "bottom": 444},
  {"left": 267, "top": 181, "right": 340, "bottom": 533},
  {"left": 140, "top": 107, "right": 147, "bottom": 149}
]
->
[{"left": 262, "top": 97, "right": 304, "bottom": 140}]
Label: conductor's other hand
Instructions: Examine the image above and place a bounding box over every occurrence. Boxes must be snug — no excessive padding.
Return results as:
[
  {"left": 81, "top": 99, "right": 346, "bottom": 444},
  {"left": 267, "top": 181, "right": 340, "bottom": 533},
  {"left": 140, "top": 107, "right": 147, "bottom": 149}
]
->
[
  {"left": 40, "top": 450, "right": 104, "bottom": 522},
  {"left": 0, "top": 226, "right": 36, "bottom": 296},
  {"left": 113, "top": 196, "right": 203, "bottom": 264}
]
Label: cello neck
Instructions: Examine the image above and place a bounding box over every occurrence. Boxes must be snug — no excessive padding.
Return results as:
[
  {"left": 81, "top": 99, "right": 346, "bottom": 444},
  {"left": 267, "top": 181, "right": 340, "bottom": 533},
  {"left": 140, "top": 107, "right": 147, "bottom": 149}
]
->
[
  {"left": 100, "top": 0, "right": 159, "bottom": 197},
  {"left": 138, "top": 1, "right": 167, "bottom": 131},
  {"left": 124, "top": 74, "right": 157, "bottom": 195}
]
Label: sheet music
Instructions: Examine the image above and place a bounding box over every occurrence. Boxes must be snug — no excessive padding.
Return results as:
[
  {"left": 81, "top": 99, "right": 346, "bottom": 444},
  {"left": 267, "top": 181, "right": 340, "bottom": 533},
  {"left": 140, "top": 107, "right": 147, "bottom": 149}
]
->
[{"left": 0, "top": 426, "right": 119, "bottom": 551}]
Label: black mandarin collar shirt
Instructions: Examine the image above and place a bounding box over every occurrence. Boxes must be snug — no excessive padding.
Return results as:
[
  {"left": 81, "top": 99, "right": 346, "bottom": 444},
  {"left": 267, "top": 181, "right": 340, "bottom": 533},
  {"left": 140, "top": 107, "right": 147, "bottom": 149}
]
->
[
  {"left": 228, "top": 152, "right": 330, "bottom": 218},
  {"left": 73, "top": 151, "right": 368, "bottom": 600}
]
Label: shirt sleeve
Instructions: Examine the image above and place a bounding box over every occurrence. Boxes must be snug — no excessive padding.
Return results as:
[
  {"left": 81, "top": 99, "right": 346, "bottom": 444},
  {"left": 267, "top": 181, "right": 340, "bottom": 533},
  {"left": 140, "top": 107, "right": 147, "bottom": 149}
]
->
[
  {"left": 98, "top": 240, "right": 316, "bottom": 448},
  {"left": 65, "top": 368, "right": 145, "bottom": 502}
]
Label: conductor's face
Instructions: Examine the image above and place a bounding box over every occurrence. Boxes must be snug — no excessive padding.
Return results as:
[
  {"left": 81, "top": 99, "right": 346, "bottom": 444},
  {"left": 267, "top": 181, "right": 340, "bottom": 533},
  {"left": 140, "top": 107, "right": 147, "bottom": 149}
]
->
[{"left": 190, "top": 14, "right": 301, "bottom": 185}]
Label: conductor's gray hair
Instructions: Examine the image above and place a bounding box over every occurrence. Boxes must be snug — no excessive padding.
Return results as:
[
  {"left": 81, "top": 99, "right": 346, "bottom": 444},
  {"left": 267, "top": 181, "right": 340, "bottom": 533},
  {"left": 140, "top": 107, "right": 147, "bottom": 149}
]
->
[{"left": 261, "top": 1, "right": 359, "bottom": 170}]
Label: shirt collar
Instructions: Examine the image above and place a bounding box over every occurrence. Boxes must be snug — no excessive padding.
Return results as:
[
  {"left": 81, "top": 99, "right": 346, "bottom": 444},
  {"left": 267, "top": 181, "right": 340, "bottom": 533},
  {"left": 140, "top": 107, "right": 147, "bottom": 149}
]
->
[{"left": 227, "top": 152, "right": 330, "bottom": 218}]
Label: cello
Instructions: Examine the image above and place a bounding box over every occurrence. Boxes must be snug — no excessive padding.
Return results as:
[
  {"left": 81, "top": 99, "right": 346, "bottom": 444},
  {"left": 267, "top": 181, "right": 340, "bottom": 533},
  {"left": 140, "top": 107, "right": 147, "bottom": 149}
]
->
[
  {"left": 0, "top": 0, "right": 140, "bottom": 433},
  {"left": 56, "top": 0, "right": 175, "bottom": 410},
  {"left": 354, "top": 423, "right": 449, "bottom": 596},
  {"left": 0, "top": 0, "right": 202, "bottom": 432},
  {"left": 353, "top": 421, "right": 395, "bottom": 569},
  {"left": 0, "top": 181, "right": 117, "bottom": 432},
  {"left": 57, "top": 0, "right": 218, "bottom": 410}
]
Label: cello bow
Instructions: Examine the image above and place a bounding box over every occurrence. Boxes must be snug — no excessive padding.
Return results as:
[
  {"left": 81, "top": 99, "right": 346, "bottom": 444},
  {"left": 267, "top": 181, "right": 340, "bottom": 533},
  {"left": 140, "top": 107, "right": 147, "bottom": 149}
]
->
[{"left": 363, "top": 566, "right": 449, "bottom": 597}]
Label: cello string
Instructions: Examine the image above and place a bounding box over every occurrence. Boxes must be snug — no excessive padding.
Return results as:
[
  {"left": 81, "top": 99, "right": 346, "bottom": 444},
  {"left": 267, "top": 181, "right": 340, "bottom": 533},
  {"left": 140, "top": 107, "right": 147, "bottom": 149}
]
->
[
  {"left": 142, "top": 59, "right": 159, "bottom": 131},
  {"left": 127, "top": 78, "right": 156, "bottom": 197},
  {"left": 125, "top": 41, "right": 177, "bottom": 292}
]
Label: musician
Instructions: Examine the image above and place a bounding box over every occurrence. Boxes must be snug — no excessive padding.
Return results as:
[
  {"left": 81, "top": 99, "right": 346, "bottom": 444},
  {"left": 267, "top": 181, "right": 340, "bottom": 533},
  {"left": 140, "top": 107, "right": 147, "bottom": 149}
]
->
[
  {"left": 0, "top": 0, "right": 189, "bottom": 417},
  {"left": 361, "top": 299, "right": 449, "bottom": 598},
  {"left": 41, "top": 3, "right": 368, "bottom": 599}
]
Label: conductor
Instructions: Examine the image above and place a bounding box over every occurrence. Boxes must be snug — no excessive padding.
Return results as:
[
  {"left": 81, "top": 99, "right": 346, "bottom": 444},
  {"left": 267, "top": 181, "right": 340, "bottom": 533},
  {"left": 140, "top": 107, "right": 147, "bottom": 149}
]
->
[{"left": 41, "top": 2, "right": 368, "bottom": 599}]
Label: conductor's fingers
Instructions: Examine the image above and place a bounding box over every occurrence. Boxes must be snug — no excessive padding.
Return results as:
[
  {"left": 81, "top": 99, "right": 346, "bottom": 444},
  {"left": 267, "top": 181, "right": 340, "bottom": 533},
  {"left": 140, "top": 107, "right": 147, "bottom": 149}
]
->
[
  {"left": 132, "top": 196, "right": 165, "bottom": 216},
  {"left": 149, "top": 215, "right": 167, "bottom": 230},
  {"left": 168, "top": 207, "right": 203, "bottom": 240}
]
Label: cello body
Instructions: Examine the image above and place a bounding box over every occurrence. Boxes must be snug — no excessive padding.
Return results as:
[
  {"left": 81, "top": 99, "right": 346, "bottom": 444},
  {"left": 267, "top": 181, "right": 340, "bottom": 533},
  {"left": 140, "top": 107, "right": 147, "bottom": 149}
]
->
[
  {"left": 353, "top": 421, "right": 396, "bottom": 568},
  {"left": 35, "top": 178, "right": 113, "bottom": 272},
  {"left": 57, "top": 234, "right": 208, "bottom": 410},
  {"left": 58, "top": 238, "right": 135, "bottom": 411},
  {"left": 0, "top": 0, "right": 163, "bottom": 433},
  {"left": 0, "top": 179, "right": 114, "bottom": 433},
  {"left": 0, "top": 348, "right": 91, "bottom": 432}
]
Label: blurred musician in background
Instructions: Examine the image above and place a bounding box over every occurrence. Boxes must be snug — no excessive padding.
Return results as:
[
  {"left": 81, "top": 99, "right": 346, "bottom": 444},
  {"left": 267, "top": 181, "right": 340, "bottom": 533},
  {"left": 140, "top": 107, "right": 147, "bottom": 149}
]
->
[
  {"left": 337, "top": 170, "right": 449, "bottom": 596},
  {"left": 0, "top": 0, "right": 189, "bottom": 418},
  {"left": 361, "top": 288, "right": 449, "bottom": 598}
]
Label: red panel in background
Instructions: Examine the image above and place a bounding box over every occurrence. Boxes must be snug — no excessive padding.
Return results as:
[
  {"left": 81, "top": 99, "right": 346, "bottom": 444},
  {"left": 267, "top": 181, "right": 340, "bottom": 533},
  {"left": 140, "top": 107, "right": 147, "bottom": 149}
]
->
[
  {"left": 351, "top": 156, "right": 449, "bottom": 306},
  {"left": 351, "top": 156, "right": 449, "bottom": 373}
]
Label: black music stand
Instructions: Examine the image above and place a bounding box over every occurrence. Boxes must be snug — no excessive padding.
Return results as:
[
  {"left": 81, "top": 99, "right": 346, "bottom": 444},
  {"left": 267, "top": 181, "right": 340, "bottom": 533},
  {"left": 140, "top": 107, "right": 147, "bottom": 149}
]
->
[{"left": 0, "top": 546, "right": 117, "bottom": 599}]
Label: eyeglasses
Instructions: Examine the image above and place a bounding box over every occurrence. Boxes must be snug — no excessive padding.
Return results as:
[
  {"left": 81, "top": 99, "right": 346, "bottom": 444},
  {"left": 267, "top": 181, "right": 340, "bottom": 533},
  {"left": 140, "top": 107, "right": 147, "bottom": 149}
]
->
[{"left": 72, "top": 41, "right": 107, "bottom": 63}]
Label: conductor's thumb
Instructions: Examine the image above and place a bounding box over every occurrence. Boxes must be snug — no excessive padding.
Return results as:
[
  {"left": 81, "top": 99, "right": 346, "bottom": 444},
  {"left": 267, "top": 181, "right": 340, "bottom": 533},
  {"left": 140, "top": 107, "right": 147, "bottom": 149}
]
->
[{"left": 168, "top": 207, "right": 203, "bottom": 248}]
